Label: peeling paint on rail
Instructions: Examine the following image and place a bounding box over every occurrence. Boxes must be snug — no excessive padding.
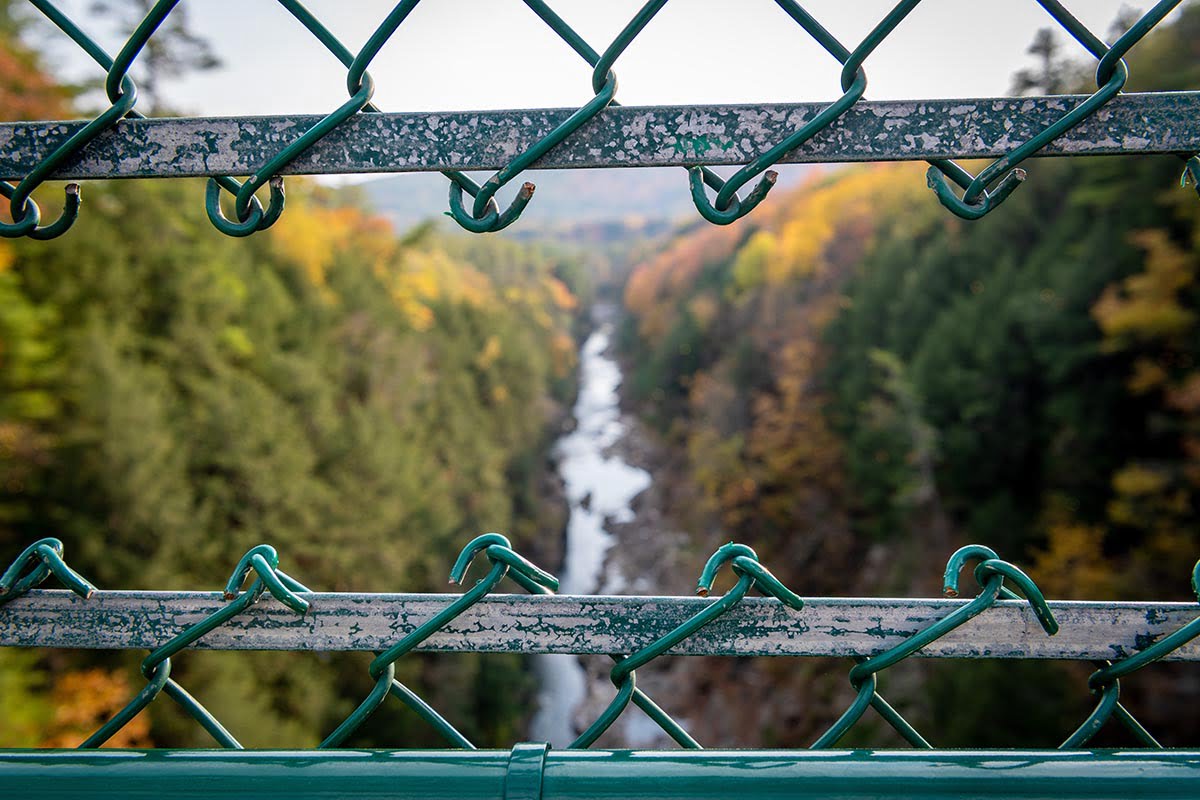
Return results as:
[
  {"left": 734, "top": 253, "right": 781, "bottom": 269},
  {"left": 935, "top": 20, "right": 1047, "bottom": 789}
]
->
[
  {"left": 0, "top": 94, "right": 1196, "bottom": 180},
  {"left": 1, "top": 591, "right": 1197, "bottom": 660}
]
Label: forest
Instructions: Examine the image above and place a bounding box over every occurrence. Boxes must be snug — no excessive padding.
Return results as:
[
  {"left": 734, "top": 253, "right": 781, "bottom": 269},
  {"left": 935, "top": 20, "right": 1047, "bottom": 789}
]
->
[
  {"left": 1, "top": 1, "right": 1199, "bottom": 751},
  {"left": 618, "top": 5, "right": 1200, "bottom": 746},
  {"left": 0, "top": 5, "right": 590, "bottom": 747}
]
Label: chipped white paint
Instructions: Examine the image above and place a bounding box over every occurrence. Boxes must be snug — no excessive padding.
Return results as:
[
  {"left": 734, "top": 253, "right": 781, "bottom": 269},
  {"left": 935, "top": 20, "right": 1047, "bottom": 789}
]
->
[
  {"left": 0, "top": 94, "right": 1195, "bottom": 180},
  {"left": 2, "top": 590, "right": 1198, "bottom": 661}
]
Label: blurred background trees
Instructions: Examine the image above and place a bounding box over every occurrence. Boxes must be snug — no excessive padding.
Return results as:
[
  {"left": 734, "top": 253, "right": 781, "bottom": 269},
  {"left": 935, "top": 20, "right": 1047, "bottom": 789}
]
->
[
  {"left": 2, "top": 1, "right": 1199, "bottom": 750},
  {"left": 618, "top": 6, "right": 1200, "bottom": 746}
]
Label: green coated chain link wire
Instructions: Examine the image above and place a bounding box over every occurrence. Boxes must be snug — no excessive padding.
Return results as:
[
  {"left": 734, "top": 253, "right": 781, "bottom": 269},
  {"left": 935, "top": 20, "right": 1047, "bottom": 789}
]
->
[
  {"left": 1, "top": 0, "right": 1196, "bottom": 239},
  {"left": 2, "top": 534, "right": 1200, "bottom": 750}
]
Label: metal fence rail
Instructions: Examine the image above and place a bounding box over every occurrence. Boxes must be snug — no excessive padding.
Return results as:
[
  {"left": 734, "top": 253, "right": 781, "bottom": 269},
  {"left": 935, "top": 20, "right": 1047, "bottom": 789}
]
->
[
  {"left": 2, "top": 535, "right": 1199, "bottom": 752},
  {"left": 2, "top": 0, "right": 1197, "bottom": 239},
  {"left": 4, "top": 93, "right": 1199, "bottom": 180},
  {"left": 3, "top": 590, "right": 1200, "bottom": 661}
]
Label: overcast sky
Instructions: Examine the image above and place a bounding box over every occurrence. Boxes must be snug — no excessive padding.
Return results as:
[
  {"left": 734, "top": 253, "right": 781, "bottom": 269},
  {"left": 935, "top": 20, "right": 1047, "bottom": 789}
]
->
[
  {"left": 27, "top": 1, "right": 1180, "bottom": 192},
  {"left": 38, "top": 1, "right": 1165, "bottom": 114}
]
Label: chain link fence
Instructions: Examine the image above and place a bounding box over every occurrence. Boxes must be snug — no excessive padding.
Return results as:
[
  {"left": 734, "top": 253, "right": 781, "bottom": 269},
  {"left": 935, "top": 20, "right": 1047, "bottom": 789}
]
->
[
  {"left": 3, "top": 1, "right": 1200, "bottom": 794},
  {"left": 2, "top": 534, "right": 1199, "bottom": 751},
  {"left": 0, "top": 0, "right": 1197, "bottom": 238}
]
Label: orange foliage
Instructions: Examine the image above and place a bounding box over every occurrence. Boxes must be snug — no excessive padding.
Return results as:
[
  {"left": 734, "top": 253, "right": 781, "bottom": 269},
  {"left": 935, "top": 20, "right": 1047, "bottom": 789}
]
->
[
  {"left": 625, "top": 165, "right": 925, "bottom": 347},
  {"left": 632, "top": 166, "right": 934, "bottom": 538},
  {"left": 625, "top": 223, "right": 744, "bottom": 343},
  {"left": 40, "top": 668, "right": 152, "bottom": 748},
  {"left": 550, "top": 331, "right": 577, "bottom": 379},
  {"left": 0, "top": 41, "right": 71, "bottom": 123},
  {"left": 545, "top": 277, "right": 577, "bottom": 311}
]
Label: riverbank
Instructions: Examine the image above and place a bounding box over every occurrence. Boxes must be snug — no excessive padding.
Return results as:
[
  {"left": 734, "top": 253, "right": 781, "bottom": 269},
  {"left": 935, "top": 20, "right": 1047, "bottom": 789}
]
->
[
  {"left": 528, "top": 304, "right": 653, "bottom": 746},
  {"left": 529, "top": 302, "right": 806, "bottom": 748}
]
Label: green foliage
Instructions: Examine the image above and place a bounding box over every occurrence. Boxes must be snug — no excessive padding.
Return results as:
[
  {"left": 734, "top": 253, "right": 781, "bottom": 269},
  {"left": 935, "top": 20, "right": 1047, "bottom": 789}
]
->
[
  {"left": 0, "top": 649, "right": 52, "bottom": 746},
  {"left": 0, "top": 175, "right": 579, "bottom": 746},
  {"left": 825, "top": 148, "right": 1195, "bottom": 552},
  {"left": 616, "top": 6, "right": 1200, "bottom": 745}
]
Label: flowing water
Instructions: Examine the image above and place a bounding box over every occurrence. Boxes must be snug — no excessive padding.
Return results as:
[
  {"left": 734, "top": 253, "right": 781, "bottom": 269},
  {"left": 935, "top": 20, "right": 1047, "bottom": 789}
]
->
[{"left": 527, "top": 308, "right": 650, "bottom": 746}]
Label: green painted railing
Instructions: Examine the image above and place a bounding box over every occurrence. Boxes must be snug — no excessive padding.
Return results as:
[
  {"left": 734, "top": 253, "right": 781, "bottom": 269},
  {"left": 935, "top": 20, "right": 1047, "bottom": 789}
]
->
[
  {"left": 3, "top": 749, "right": 1200, "bottom": 800},
  {"left": 2, "top": 0, "right": 1197, "bottom": 238}
]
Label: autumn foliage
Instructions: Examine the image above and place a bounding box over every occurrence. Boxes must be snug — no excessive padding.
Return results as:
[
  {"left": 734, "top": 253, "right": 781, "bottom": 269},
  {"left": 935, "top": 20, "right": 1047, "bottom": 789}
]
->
[{"left": 618, "top": 8, "right": 1200, "bottom": 746}]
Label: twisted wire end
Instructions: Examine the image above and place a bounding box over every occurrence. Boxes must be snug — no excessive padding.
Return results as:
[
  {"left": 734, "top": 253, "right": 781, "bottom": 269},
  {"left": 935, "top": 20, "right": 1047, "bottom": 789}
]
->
[{"left": 1183, "top": 156, "right": 1200, "bottom": 198}]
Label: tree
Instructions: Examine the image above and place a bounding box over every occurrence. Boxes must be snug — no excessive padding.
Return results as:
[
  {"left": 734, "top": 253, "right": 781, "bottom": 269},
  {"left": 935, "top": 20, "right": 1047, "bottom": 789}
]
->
[
  {"left": 0, "top": 0, "right": 72, "bottom": 121},
  {"left": 89, "top": 0, "right": 219, "bottom": 113},
  {"left": 1010, "top": 28, "right": 1088, "bottom": 95}
]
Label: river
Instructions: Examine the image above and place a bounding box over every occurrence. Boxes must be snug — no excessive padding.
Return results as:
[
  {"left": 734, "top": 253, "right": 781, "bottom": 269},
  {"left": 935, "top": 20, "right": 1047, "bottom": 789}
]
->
[{"left": 527, "top": 306, "right": 651, "bottom": 746}]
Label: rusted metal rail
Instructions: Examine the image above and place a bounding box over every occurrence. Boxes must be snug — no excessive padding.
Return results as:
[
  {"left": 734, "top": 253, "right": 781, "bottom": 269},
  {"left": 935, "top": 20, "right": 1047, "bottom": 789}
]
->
[
  {"left": 3, "top": 590, "right": 1198, "bottom": 661},
  {"left": 1, "top": 94, "right": 1197, "bottom": 181}
]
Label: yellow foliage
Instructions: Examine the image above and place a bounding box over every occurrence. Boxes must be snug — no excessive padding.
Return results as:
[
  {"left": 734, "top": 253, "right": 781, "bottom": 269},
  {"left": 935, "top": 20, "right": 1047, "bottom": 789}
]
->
[
  {"left": 267, "top": 186, "right": 507, "bottom": 333},
  {"left": 748, "top": 336, "right": 843, "bottom": 493},
  {"left": 731, "top": 231, "right": 776, "bottom": 292},
  {"left": 624, "top": 164, "right": 926, "bottom": 346},
  {"left": 1107, "top": 458, "right": 1191, "bottom": 530},
  {"left": 1030, "top": 518, "right": 1117, "bottom": 600},
  {"left": 769, "top": 164, "right": 927, "bottom": 286},
  {"left": 386, "top": 248, "right": 496, "bottom": 330},
  {"left": 686, "top": 423, "right": 752, "bottom": 526},
  {"left": 399, "top": 256, "right": 442, "bottom": 301},
  {"left": 682, "top": 306, "right": 846, "bottom": 532},
  {"left": 1112, "top": 463, "right": 1170, "bottom": 497},
  {"left": 1127, "top": 357, "right": 1170, "bottom": 394},
  {"left": 451, "top": 263, "right": 495, "bottom": 309},
  {"left": 395, "top": 297, "right": 434, "bottom": 332},
  {"left": 476, "top": 335, "right": 502, "bottom": 370},
  {"left": 1094, "top": 230, "right": 1195, "bottom": 346},
  {"left": 269, "top": 193, "right": 396, "bottom": 293}
]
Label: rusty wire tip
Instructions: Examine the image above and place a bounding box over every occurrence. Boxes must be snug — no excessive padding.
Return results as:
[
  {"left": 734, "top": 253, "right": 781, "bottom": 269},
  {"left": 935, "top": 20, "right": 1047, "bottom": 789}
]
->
[
  {"left": 696, "top": 587, "right": 710, "bottom": 597},
  {"left": 449, "top": 533, "right": 513, "bottom": 585},
  {"left": 222, "top": 590, "right": 237, "bottom": 601},
  {"left": 1012, "top": 168, "right": 1028, "bottom": 182},
  {"left": 65, "top": 183, "right": 80, "bottom": 197},
  {"left": 764, "top": 170, "right": 779, "bottom": 184},
  {"left": 1183, "top": 157, "right": 1200, "bottom": 193},
  {"left": 269, "top": 176, "right": 285, "bottom": 191},
  {"left": 519, "top": 182, "right": 536, "bottom": 198},
  {"left": 943, "top": 587, "right": 959, "bottom": 598}
]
